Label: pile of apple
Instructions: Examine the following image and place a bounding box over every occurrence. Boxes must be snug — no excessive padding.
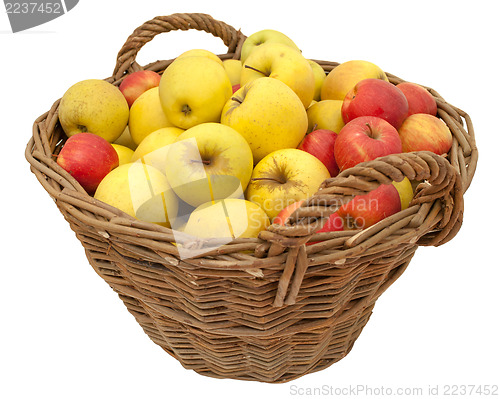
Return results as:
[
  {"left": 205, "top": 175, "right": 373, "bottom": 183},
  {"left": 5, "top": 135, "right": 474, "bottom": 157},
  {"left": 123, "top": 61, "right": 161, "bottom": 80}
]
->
[{"left": 55, "top": 29, "right": 453, "bottom": 245}]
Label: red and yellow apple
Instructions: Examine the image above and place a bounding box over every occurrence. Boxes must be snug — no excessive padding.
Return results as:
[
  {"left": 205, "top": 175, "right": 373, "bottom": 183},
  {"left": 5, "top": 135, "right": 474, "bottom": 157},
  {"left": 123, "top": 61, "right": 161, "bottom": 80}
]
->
[
  {"left": 342, "top": 78, "right": 409, "bottom": 129},
  {"left": 273, "top": 199, "right": 305, "bottom": 225},
  {"left": 298, "top": 129, "right": 340, "bottom": 177},
  {"left": 396, "top": 82, "right": 437, "bottom": 116},
  {"left": 337, "top": 183, "right": 401, "bottom": 229},
  {"left": 119, "top": 70, "right": 161, "bottom": 108},
  {"left": 57, "top": 132, "right": 119, "bottom": 194},
  {"left": 398, "top": 113, "right": 453, "bottom": 155},
  {"left": 334, "top": 116, "right": 402, "bottom": 171},
  {"left": 321, "top": 60, "right": 389, "bottom": 101}
]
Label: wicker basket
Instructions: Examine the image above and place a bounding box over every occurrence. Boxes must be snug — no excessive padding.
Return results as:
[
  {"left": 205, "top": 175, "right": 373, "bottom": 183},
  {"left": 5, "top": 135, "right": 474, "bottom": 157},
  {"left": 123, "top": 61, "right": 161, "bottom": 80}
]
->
[{"left": 25, "top": 13, "right": 478, "bottom": 383}]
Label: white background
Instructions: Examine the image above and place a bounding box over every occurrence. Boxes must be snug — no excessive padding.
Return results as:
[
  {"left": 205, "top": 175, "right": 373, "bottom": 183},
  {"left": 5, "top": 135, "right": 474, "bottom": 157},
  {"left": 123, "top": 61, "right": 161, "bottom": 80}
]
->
[{"left": 2, "top": 0, "right": 499, "bottom": 398}]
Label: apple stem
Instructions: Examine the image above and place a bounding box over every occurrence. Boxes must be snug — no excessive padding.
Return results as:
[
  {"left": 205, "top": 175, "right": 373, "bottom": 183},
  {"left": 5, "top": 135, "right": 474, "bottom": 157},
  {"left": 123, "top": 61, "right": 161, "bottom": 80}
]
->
[
  {"left": 244, "top": 64, "right": 267, "bottom": 76},
  {"left": 191, "top": 159, "right": 211, "bottom": 166},
  {"left": 231, "top": 96, "right": 242, "bottom": 104},
  {"left": 365, "top": 123, "right": 374, "bottom": 138}
]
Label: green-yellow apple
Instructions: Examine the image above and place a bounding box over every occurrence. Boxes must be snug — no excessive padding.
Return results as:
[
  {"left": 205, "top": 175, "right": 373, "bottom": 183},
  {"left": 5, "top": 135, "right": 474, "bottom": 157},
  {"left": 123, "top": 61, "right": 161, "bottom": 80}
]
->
[
  {"left": 240, "top": 42, "right": 315, "bottom": 108},
  {"left": 396, "top": 82, "right": 437, "bottom": 116},
  {"left": 57, "top": 132, "right": 119, "bottom": 194},
  {"left": 94, "top": 162, "right": 178, "bottom": 228},
  {"left": 130, "top": 127, "right": 184, "bottom": 171},
  {"left": 176, "top": 48, "right": 223, "bottom": 65},
  {"left": 392, "top": 177, "right": 414, "bottom": 210},
  {"left": 183, "top": 198, "right": 270, "bottom": 239},
  {"left": 398, "top": 113, "right": 453, "bottom": 155},
  {"left": 159, "top": 56, "right": 232, "bottom": 129},
  {"left": 308, "top": 59, "right": 326, "bottom": 102},
  {"left": 342, "top": 78, "right": 409, "bottom": 129},
  {"left": 222, "top": 59, "right": 243, "bottom": 86},
  {"left": 221, "top": 77, "right": 308, "bottom": 163},
  {"left": 306, "top": 99, "right": 344, "bottom": 133},
  {"left": 59, "top": 79, "right": 129, "bottom": 142},
  {"left": 334, "top": 116, "right": 402, "bottom": 171},
  {"left": 337, "top": 183, "right": 401, "bottom": 229},
  {"left": 321, "top": 60, "right": 389, "bottom": 101},
  {"left": 240, "top": 29, "right": 300, "bottom": 63},
  {"left": 129, "top": 87, "right": 175, "bottom": 145},
  {"left": 111, "top": 144, "right": 134, "bottom": 165},
  {"left": 119, "top": 70, "right": 161, "bottom": 107},
  {"left": 165, "top": 123, "right": 253, "bottom": 208},
  {"left": 113, "top": 126, "right": 137, "bottom": 150},
  {"left": 245, "top": 148, "right": 330, "bottom": 220}
]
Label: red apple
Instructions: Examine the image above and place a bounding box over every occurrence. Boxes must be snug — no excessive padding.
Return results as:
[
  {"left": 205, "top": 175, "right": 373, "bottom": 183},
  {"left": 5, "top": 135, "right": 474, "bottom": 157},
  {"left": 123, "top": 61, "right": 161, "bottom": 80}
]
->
[
  {"left": 337, "top": 183, "right": 401, "bottom": 229},
  {"left": 232, "top": 84, "right": 241, "bottom": 94},
  {"left": 57, "top": 132, "right": 119, "bottom": 194},
  {"left": 307, "top": 211, "right": 345, "bottom": 245},
  {"left": 334, "top": 116, "right": 402, "bottom": 171},
  {"left": 398, "top": 113, "right": 453, "bottom": 155},
  {"left": 119, "top": 70, "right": 161, "bottom": 107},
  {"left": 298, "top": 129, "right": 340, "bottom": 177},
  {"left": 273, "top": 199, "right": 305, "bottom": 225},
  {"left": 396, "top": 82, "right": 437, "bottom": 116},
  {"left": 342, "top": 78, "right": 409, "bottom": 129}
]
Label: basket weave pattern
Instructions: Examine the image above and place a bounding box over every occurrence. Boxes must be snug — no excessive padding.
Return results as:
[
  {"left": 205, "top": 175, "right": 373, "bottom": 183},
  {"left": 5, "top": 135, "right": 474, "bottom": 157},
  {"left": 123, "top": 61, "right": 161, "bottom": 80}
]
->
[{"left": 25, "top": 13, "right": 478, "bottom": 383}]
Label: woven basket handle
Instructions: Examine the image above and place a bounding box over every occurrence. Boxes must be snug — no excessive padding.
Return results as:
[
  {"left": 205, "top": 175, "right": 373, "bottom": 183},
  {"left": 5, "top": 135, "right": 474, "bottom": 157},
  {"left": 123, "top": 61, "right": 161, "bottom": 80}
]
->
[
  {"left": 112, "top": 13, "right": 246, "bottom": 80},
  {"left": 266, "top": 151, "right": 464, "bottom": 306}
]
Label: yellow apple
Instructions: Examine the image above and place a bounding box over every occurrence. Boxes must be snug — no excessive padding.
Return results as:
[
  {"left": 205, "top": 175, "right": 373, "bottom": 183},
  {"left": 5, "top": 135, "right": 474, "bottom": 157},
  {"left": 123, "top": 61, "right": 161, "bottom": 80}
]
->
[
  {"left": 159, "top": 56, "right": 232, "bottom": 129},
  {"left": 392, "top": 177, "right": 414, "bottom": 210},
  {"left": 59, "top": 79, "right": 129, "bottom": 142},
  {"left": 221, "top": 77, "right": 308, "bottom": 164},
  {"left": 128, "top": 87, "right": 175, "bottom": 145},
  {"left": 245, "top": 148, "right": 330, "bottom": 220},
  {"left": 176, "top": 49, "right": 223, "bottom": 65},
  {"left": 130, "top": 127, "right": 184, "bottom": 172},
  {"left": 222, "top": 59, "right": 243, "bottom": 86},
  {"left": 165, "top": 123, "right": 253, "bottom": 208},
  {"left": 113, "top": 126, "right": 137, "bottom": 150},
  {"left": 111, "top": 144, "right": 134, "bottom": 165},
  {"left": 183, "top": 198, "right": 270, "bottom": 240},
  {"left": 306, "top": 100, "right": 345, "bottom": 133},
  {"left": 321, "top": 60, "right": 389, "bottom": 101},
  {"left": 240, "top": 42, "right": 315, "bottom": 108},
  {"left": 240, "top": 29, "right": 300, "bottom": 63},
  {"left": 94, "top": 163, "right": 178, "bottom": 228},
  {"left": 308, "top": 59, "right": 326, "bottom": 102}
]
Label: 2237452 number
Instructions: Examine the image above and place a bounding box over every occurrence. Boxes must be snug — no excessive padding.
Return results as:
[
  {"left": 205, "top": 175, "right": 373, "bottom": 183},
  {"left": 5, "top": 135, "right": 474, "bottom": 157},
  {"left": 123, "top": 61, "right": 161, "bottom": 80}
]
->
[
  {"left": 5, "top": 2, "right": 62, "bottom": 14},
  {"left": 443, "top": 385, "right": 499, "bottom": 396}
]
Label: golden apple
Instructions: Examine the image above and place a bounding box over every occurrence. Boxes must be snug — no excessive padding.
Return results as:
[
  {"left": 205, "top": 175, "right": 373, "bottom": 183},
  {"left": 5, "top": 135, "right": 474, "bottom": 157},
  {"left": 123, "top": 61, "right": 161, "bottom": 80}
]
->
[
  {"left": 222, "top": 59, "right": 243, "bottom": 86},
  {"left": 245, "top": 148, "right": 330, "bottom": 220},
  {"left": 128, "top": 87, "right": 175, "bottom": 145},
  {"left": 94, "top": 163, "right": 178, "bottom": 228},
  {"left": 183, "top": 198, "right": 270, "bottom": 239},
  {"left": 321, "top": 60, "right": 389, "bottom": 101},
  {"left": 306, "top": 99, "right": 345, "bottom": 133},
  {"left": 176, "top": 49, "right": 223, "bottom": 65},
  {"left": 221, "top": 77, "right": 308, "bottom": 164},
  {"left": 240, "top": 29, "right": 300, "bottom": 63},
  {"left": 159, "top": 56, "right": 232, "bottom": 129},
  {"left": 392, "top": 177, "right": 414, "bottom": 210},
  {"left": 308, "top": 59, "right": 326, "bottom": 102},
  {"left": 241, "top": 42, "right": 315, "bottom": 108},
  {"left": 59, "top": 79, "right": 129, "bottom": 142},
  {"left": 165, "top": 123, "right": 253, "bottom": 208},
  {"left": 130, "top": 127, "right": 184, "bottom": 172},
  {"left": 113, "top": 126, "right": 137, "bottom": 150},
  {"left": 111, "top": 144, "right": 134, "bottom": 165}
]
